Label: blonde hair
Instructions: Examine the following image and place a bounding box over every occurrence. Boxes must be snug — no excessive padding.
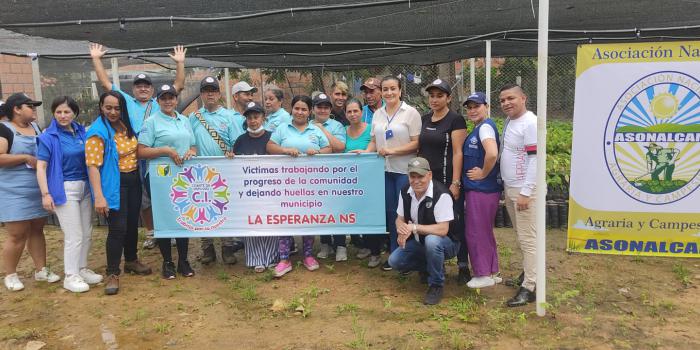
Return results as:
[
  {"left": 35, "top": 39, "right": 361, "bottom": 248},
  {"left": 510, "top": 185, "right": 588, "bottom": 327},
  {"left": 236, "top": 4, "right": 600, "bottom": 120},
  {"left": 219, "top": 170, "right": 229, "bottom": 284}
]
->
[{"left": 331, "top": 81, "right": 349, "bottom": 94}]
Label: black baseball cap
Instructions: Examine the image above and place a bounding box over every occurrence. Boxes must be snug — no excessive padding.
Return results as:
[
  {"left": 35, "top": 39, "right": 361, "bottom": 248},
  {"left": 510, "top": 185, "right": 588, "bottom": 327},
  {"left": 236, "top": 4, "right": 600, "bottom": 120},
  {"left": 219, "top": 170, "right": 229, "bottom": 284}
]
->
[
  {"left": 425, "top": 78, "right": 451, "bottom": 95},
  {"left": 156, "top": 84, "right": 178, "bottom": 99},
  {"left": 3, "top": 93, "right": 42, "bottom": 115},
  {"left": 200, "top": 76, "right": 220, "bottom": 91},
  {"left": 133, "top": 73, "right": 152, "bottom": 85},
  {"left": 243, "top": 101, "right": 265, "bottom": 116},
  {"left": 313, "top": 93, "right": 332, "bottom": 107},
  {"left": 463, "top": 92, "right": 488, "bottom": 106}
]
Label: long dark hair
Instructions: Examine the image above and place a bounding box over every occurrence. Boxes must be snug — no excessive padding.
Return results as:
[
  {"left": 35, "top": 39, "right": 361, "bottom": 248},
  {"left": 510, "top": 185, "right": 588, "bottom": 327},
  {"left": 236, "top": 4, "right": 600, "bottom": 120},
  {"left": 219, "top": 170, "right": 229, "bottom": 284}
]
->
[{"left": 99, "top": 91, "right": 135, "bottom": 139}]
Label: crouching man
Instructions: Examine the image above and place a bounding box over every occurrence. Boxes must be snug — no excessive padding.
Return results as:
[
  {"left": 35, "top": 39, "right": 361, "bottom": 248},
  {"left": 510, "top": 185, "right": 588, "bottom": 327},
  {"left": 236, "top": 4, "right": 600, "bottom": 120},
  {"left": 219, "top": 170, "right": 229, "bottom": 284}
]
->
[{"left": 388, "top": 157, "right": 459, "bottom": 305}]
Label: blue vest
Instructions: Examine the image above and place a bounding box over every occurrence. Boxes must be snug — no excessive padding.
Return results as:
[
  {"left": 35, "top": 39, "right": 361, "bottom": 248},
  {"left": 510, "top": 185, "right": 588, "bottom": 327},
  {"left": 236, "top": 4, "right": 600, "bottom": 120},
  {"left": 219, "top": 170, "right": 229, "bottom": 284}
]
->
[
  {"left": 462, "top": 118, "right": 502, "bottom": 193},
  {"left": 85, "top": 116, "right": 121, "bottom": 210},
  {"left": 37, "top": 119, "right": 87, "bottom": 206}
]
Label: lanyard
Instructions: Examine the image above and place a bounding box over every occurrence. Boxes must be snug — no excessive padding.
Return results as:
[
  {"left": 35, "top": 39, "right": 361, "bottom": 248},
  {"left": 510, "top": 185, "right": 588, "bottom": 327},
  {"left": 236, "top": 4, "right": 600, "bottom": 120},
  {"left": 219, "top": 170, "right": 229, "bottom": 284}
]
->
[{"left": 385, "top": 103, "right": 402, "bottom": 127}]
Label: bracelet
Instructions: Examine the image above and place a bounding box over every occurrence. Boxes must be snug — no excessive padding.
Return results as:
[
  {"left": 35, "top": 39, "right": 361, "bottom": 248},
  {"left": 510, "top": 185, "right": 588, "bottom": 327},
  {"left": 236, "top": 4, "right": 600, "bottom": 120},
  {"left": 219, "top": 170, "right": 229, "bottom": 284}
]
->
[
  {"left": 451, "top": 180, "right": 460, "bottom": 186},
  {"left": 412, "top": 223, "right": 418, "bottom": 234}
]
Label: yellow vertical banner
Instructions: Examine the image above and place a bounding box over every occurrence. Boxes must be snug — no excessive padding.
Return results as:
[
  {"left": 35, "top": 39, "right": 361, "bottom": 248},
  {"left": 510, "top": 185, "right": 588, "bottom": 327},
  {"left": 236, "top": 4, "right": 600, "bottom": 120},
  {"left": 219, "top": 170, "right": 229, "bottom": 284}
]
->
[{"left": 568, "top": 42, "right": 700, "bottom": 257}]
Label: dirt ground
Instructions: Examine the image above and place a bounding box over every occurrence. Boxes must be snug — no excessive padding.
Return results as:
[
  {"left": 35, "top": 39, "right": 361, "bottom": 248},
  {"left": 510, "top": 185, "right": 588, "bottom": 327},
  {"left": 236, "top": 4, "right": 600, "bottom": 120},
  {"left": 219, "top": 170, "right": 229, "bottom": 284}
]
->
[{"left": 0, "top": 225, "right": 698, "bottom": 350}]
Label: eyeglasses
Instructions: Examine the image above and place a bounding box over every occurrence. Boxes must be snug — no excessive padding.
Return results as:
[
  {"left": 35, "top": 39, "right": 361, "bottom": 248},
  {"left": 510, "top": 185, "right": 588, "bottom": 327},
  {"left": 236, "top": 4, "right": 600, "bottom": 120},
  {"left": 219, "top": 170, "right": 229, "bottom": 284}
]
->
[{"left": 22, "top": 104, "right": 37, "bottom": 110}]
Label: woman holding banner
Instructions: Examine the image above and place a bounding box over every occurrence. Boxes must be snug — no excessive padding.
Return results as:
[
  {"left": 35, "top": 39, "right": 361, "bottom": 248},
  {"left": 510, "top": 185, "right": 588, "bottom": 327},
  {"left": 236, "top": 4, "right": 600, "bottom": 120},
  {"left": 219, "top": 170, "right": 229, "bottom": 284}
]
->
[
  {"left": 266, "top": 95, "right": 331, "bottom": 277},
  {"left": 137, "top": 84, "right": 197, "bottom": 280},
  {"left": 361, "top": 76, "right": 422, "bottom": 270},
  {"left": 233, "top": 102, "right": 279, "bottom": 272},
  {"left": 86, "top": 91, "right": 152, "bottom": 295}
]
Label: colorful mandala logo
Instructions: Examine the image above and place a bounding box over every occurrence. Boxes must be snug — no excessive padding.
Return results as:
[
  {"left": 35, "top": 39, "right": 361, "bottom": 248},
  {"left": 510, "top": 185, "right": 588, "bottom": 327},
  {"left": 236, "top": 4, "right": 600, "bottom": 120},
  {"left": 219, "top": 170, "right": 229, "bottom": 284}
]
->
[{"left": 170, "top": 164, "right": 230, "bottom": 231}]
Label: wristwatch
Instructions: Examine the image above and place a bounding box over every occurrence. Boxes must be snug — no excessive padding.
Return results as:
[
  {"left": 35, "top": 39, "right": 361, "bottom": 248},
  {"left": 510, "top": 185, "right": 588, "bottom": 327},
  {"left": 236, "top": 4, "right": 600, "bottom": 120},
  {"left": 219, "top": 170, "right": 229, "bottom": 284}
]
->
[
  {"left": 412, "top": 223, "right": 418, "bottom": 234},
  {"left": 451, "top": 180, "right": 460, "bottom": 187}
]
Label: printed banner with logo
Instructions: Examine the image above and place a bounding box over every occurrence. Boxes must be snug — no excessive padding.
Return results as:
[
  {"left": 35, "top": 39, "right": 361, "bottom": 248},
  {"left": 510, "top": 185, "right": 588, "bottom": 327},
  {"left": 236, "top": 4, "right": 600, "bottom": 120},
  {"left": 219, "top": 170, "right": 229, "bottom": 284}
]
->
[
  {"left": 568, "top": 41, "right": 700, "bottom": 258},
  {"left": 149, "top": 154, "right": 386, "bottom": 237}
]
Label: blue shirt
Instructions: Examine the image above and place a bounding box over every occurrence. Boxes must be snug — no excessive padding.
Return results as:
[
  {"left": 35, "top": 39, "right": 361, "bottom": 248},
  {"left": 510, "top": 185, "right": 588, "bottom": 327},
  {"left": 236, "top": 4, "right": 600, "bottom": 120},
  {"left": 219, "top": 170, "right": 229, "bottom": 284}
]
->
[
  {"left": 231, "top": 110, "right": 246, "bottom": 132},
  {"left": 37, "top": 126, "right": 87, "bottom": 181},
  {"left": 113, "top": 83, "right": 160, "bottom": 134},
  {"left": 317, "top": 118, "right": 347, "bottom": 143},
  {"left": 361, "top": 103, "right": 383, "bottom": 125},
  {"left": 189, "top": 106, "right": 243, "bottom": 156},
  {"left": 264, "top": 108, "right": 292, "bottom": 132},
  {"left": 138, "top": 111, "right": 196, "bottom": 157},
  {"left": 344, "top": 124, "right": 372, "bottom": 152},
  {"left": 270, "top": 123, "right": 330, "bottom": 152}
]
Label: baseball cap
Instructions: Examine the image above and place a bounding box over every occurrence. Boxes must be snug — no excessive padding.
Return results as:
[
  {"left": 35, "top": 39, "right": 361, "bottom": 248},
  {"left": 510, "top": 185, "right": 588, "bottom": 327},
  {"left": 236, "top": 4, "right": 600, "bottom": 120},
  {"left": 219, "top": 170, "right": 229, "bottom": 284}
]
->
[
  {"left": 425, "top": 78, "right": 451, "bottom": 95},
  {"left": 200, "top": 76, "right": 220, "bottom": 91},
  {"left": 243, "top": 101, "right": 265, "bottom": 116},
  {"left": 360, "top": 77, "right": 381, "bottom": 91},
  {"left": 462, "top": 92, "right": 488, "bottom": 106},
  {"left": 3, "top": 93, "right": 42, "bottom": 115},
  {"left": 232, "top": 81, "right": 258, "bottom": 95},
  {"left": 133, "top": 73, "right": 152, "bottom": 85},
  {"left": 407, "top": 157, "right": 431, "bottom": 176},
  {"left": 156, "top": 84, "right": 178, "bottom": 99},
  {"left": 313, "top": 93, "right": 332, "bottom": 107}
]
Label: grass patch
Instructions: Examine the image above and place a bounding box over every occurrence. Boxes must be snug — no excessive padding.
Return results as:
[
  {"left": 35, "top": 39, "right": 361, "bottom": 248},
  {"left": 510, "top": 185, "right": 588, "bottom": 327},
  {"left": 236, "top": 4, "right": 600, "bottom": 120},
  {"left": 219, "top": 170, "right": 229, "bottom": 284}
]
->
[
  {"left": 336, "top": 303, "right": 360, "bottom": 315},
  {"left": 346, "top": 315, "right": 369, "bottom": 349},
  {"left": 0, "top": 327, "right": 40, "bottom": 341},
  {"left": 672, "top": 263, "right": 691, "bottom": 288},
  {"left": 153, "top": 321, "right": 173, "bottom": 334}
]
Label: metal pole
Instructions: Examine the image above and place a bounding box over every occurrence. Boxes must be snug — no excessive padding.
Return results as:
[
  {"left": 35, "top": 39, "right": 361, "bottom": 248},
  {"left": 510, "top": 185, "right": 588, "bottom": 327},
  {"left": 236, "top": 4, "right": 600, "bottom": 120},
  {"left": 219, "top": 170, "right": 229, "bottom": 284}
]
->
[
  {"left": 485, "top": 40, "right": 491, "bottom": 109},
  {"left": 535, "top": 0, "right": 549, "bottom": 317},
  {"left": 30, "top": 58, "right": 45, "bottom": 127},
  {"left": 469, "top": 58, "right": 476, "bottom": 94},
  {"left": 224, "top": 68, "right": 231, "bottom": 109},
  {"left": 110, "top": 57, "right": 120, "bottom": 90}
]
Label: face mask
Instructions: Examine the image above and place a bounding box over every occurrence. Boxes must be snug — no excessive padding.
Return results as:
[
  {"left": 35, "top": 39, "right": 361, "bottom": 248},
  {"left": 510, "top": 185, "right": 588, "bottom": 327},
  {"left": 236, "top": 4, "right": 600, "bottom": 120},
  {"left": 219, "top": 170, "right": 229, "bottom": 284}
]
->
[{"left": 247, "top": 125, "right": 265, "bottom": 134}]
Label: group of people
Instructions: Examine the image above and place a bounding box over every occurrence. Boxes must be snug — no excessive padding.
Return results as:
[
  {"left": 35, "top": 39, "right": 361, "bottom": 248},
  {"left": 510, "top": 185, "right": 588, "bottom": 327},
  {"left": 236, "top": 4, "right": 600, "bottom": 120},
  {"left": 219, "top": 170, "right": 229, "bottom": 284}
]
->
[{"left": 0, "top": 43, "right": 538, "bottom": 307}]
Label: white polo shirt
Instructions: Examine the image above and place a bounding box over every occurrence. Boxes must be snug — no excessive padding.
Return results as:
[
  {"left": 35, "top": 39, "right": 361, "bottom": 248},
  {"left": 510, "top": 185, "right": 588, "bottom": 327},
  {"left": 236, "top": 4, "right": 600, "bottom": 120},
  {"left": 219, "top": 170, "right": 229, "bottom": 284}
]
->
[
  {"left": 396, "top": 181, "right": 454, "bottom": 223},
  {"left": 371, "top": 101, "right": 422, "bottom": 174}
]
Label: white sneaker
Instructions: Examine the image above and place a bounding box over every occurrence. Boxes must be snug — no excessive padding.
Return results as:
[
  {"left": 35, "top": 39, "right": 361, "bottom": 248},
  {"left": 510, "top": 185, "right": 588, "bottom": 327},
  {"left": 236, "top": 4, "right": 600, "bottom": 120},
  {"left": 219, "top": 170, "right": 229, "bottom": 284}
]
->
[
  {"left": 335, "top": 246, "right": 348, "bottom": 262},
  {"left": 367, "top": 255, "right": 382, "bottom": 268},
  {"left": 355, "top": 248, "right": 371, "bottom": 259},
  {"left": 63, "top": 274, "right": 89, "bottom": 293},
  {"left": 467, "top": 276, "right": 496, "bottom": 289},
  {"left": 492, "top": 275, "right": 503, "bottom": 284},
  {"left": 34, "top": 267, "right": 60, "bottom": 283},
  {"left": 316, "top": 244, "right": 334, "bottom": 259},
  {"left": 142, "top": 232, "right": 156, "bottom": 249},
  {"left": 79, "top": 268, "right": 104, "bottom": 284},
  {"left": 4, "top": 273, "right": 24, "bottom": 291}
]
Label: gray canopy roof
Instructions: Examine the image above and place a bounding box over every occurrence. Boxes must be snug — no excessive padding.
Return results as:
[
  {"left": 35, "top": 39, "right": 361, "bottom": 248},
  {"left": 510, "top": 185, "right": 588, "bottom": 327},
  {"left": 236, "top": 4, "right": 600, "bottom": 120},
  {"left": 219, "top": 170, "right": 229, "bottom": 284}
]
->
[{"left": 1, "top": 0, "right": 699, "bottom": 67}]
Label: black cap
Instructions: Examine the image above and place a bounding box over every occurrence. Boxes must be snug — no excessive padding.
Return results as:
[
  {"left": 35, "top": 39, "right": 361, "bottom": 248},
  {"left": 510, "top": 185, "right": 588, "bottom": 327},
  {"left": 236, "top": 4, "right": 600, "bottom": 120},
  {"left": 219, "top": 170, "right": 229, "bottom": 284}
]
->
[
  {"left": 243, "top": 101, "right": 265, "bottom": 116},
  {"left": 312, "top": 93, "right": 332, "bottom": 107},
  {"left": 133, "top": 73, "right": 152, "bottom": 85},
  {"left": 200, "top": 76, "right": 220, "bottom": 91},
  {"left": 425, "top": 78, "right": 451, "bottom": 95},
  {"left": 462, "top": 92, "right": 488, "bottom": 106},
  {"left": 2, "top": 93, "right": 42, "bottom": 115},
  {"left": 156, "top": 84, "right": 178, "bottom": 99}
]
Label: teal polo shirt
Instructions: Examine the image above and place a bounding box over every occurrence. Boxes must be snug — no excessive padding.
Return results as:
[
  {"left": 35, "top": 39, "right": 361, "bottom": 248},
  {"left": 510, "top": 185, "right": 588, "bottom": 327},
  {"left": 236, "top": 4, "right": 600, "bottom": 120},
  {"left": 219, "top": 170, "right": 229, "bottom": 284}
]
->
[
  {"left": 231, "top": 110, "right": 246, "bottom": 132},
  {"left": 264, "top": 108, "right": 292, "bottom": 132},
  {"left": 270, "top": 122, "right": 330, "bottom": 152},
  {"left": 189, "top": 106, "right": 243, "bottom": 156},
  {"left": 317, "top": 117, "right": 347, "bottom": 143},
  {"left": 112, "top": 83, "right": 160, "bottom": 134},
  {"left": 138, "top": 110, "right": 196, "bottom": 157}
]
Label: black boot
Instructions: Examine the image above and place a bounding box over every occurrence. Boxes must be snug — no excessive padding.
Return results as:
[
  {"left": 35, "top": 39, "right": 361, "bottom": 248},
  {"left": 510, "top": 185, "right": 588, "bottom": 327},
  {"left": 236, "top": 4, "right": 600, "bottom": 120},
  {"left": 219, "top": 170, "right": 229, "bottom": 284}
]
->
[
  {"left": 200, "top": 245, "right": 216, "bottom": 265},
  {"left": 506, "top": 287, "right": 535, "bottom": 307},
  {"left": 221, "top": 246, "right": 238, "bottom": 265},
  {"left": 505, "top": 271, "right": 524, "bottom": 287}
]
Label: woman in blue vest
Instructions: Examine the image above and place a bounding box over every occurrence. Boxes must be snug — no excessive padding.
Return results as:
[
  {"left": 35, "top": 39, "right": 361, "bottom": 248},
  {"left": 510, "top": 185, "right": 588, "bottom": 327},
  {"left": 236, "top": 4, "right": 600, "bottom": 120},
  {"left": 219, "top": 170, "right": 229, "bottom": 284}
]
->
[
  {"left": 0, "top": 93, "right": 59, "bottom": 291},
  {"left": 86, "top": 91, "right": 153, "bottom": 295},
  {"left": 36, "top": 96, "right": 102, "bottom": 293},
  {"left": 462, "top": 92, "right": 503, "bottom": 289}
]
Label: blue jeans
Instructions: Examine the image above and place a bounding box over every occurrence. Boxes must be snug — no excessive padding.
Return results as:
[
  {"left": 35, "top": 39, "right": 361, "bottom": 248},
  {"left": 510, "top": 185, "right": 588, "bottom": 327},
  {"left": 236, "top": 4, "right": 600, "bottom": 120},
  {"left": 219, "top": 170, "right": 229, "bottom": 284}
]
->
[
  {"left": 385, "top": 172, "right": 409, "bottom": 252},
  {"left": 388, "top": 235, "right": 459, "bottom": 286}
]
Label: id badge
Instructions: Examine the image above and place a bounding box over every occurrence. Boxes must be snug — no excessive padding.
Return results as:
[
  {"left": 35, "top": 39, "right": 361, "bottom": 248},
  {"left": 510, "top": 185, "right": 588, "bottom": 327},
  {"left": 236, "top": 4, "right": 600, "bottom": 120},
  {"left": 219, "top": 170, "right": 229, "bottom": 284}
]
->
[{"left": 385, "top": 129, "right": 394, "bottom": 139}]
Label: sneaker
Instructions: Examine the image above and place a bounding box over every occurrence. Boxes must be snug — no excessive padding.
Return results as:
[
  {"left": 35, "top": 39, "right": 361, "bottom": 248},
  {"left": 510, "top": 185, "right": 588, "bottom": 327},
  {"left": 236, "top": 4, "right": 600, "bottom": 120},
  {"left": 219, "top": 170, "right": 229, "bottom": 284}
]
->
[
  {"left": 274, "top": 260, "right": 292, "bottom": 278},
  {"left": 381, "top": 261, "right": 393, "bottom": 271},
  {"left": 424, "top": 285, "right": 444, "bottom": 305},
  {"left": 142, "top": 231, "right": 156, "bottom": 249},
  {"left": 162, "top": 261, "right": 176, "bottom": 280},
  {"left": 355, "top": 248, "right": 371, "bottom": 259},
  {"left": 4, "top": 273, "right": 24, "bottom": 291},
  {"left": 335, "top": 246, "right": 348, "bottom": 262},
  {"left": 104, "top": 274, "right": 119, "bottom": 295},
  {"left": 316, "top": 244, "right": 334, "bottom": 259},
  {"left": 35, "top": 267, "right": 60, "bottom": 283},
  {"left": 124, "top": 260, "right": 152, "bottom": 275},
  {"left": 367, "top": 255, "right": 382, "bottom": 268},
  {"left": 505, "top": 271, "right": 525, "bottom": 287},
  {"left": 457, "top": 266, "right": 472, "bottom": 285},
  {"left": 221, "top": 246, "right": 238, "bottom": 265},
  {"left": 200, "top": 245, "right": 216, "bottom": 265},
  {"left": 492, "top": 274, "right": 503, "bottom": 284},
  {"left": 177, "top": 260, "right": 195, "bottom": 277},
  {"left": 63, "top": 274, "right": 89, "bottom": 293},
  {"left": 254, "top": 266, "right": 266, "bottom": 273},
  {"left": 303, "top": 256, "right": 320, "bottom": 271},
  {"left": 467, "top": 276, "right": 497, "bottom": 289},
  {"left": 79, "top": 268, "right": 103, "bottom": 284}
]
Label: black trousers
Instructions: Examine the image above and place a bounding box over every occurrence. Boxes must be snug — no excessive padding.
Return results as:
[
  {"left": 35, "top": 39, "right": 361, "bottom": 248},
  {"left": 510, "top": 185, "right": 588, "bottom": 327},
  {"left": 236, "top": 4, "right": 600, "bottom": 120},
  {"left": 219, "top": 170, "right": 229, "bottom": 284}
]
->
[
  {"left": 106, "top": 171, "right": 142, "bottom": 275},
  {"left": 158, "top": 238, "right": 190, "bottom": 263}
]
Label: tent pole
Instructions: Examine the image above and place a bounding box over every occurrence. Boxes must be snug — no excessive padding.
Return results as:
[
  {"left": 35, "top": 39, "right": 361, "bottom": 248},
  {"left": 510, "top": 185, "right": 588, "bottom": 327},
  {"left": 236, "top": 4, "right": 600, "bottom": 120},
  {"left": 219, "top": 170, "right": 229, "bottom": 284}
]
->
[
  {"left": 469, "top": 58, "right": 475, "bottom": 94},
  {"left": 224, "top": 68, "right": 232, "bottom": 109},
  {"left": 30, "top": 58, "right": 45, "bottom": 127},
  {"left": 535, "top": 0, "right": 549, "bottom": 317},
  {"left": 110, "top": 57, "right": 120, "bottom": 90},
  {"left": 485, "top": 40, "right": 491, "bottom": 109}
]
